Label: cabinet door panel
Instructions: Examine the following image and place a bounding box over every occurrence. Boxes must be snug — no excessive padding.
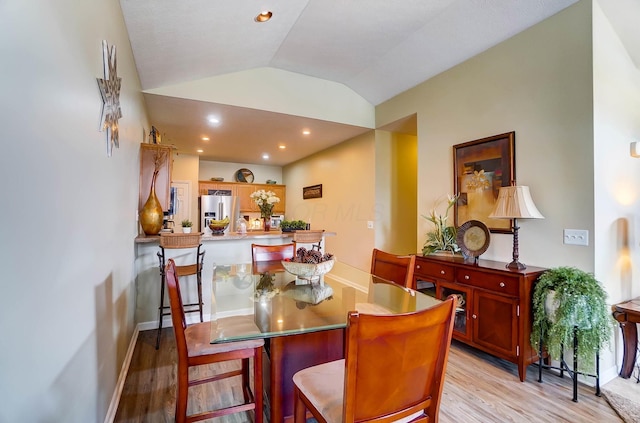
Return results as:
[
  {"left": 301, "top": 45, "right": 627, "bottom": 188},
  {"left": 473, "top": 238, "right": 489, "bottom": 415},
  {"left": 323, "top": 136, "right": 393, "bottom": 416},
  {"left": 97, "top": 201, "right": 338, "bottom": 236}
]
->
[
  {"left": 473, "top": 290, "right": 518, "bottom": 359},
  {"left": 237, "top": 184, "right": 258, "bottom": 212},
  {"left": 439, "top": 282, "right": 471, "bottom": 341}
]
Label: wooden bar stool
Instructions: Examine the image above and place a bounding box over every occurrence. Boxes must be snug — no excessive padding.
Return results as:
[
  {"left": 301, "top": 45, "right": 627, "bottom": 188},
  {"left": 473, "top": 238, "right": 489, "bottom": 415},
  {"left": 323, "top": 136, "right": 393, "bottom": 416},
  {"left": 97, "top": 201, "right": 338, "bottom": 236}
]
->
[
  {"left": 292, "top": 230, "right": 324, "bottom": 252},
  {"left": 156, "top": 232, "right": 205, "bottom": 349}
]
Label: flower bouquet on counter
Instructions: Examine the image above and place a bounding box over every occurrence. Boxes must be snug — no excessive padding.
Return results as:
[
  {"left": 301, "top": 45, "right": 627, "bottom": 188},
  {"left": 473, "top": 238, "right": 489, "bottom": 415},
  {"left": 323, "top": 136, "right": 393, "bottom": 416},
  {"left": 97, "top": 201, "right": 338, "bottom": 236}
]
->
[{"left": 249, "top": 189, "right": 280, "bottom": 218}]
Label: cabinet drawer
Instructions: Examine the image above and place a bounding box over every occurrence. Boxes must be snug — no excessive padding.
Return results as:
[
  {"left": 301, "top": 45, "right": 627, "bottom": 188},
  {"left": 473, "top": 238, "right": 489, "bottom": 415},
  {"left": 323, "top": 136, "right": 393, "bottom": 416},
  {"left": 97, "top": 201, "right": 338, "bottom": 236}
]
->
[
  {"left": 455, "top": 269, "right": 519, "bottom": 297},
  {"left": 415, "top": 260, "right": 454, "bottom": 282}
]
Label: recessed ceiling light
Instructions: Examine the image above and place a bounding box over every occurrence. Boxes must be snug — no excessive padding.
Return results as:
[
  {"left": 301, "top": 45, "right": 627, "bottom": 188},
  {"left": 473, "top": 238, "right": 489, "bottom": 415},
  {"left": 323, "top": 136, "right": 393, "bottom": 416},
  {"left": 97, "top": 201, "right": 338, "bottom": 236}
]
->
[
  {"left": 262, "top": 153, "right": 270, "bottom": 159},
  {"left": 255, "top": 10, "right": 272, "bottom": 22},
  {"left": 197, "top": 149, "right": 203, "bottom": 153},
  {"left": 201, "top": 136, "right": 209, "bottom": 141},
  {"left": 207, "top": 116, "right": 220, "bottom": 125},
  {"left": 278, "top": 145, "right": 286, "bottom": 149},
  {"left": 302, "top": 130, "right": 310, "bottom": 135}
]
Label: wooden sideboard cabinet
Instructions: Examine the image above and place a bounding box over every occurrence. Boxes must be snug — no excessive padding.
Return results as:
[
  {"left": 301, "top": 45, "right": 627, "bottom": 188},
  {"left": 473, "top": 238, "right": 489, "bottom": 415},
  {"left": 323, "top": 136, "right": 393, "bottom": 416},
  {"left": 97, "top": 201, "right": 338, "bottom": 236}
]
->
[{"left": 413, "top": 255, "right": 546, "bottom": 381}]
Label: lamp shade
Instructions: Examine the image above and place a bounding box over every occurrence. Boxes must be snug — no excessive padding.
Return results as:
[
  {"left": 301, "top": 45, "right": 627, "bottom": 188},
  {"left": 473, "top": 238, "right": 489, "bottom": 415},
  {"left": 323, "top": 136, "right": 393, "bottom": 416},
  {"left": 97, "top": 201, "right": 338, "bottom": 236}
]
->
[{"left": 489, "top": 186, "right": 544, "bottom": 219}]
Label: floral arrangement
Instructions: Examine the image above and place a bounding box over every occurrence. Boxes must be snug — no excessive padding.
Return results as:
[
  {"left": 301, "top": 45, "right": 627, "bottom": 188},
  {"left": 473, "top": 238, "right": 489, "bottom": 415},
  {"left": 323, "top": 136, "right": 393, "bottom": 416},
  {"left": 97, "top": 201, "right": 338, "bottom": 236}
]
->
[
  {"left": 422, "top": 194, "right": 460, "bottom": 255},
  {"left": 466, "top": 170, "right": 490, "bottom": 191},
  {"left": 249, "top": 189, "right": 280, "bottom": 217}
]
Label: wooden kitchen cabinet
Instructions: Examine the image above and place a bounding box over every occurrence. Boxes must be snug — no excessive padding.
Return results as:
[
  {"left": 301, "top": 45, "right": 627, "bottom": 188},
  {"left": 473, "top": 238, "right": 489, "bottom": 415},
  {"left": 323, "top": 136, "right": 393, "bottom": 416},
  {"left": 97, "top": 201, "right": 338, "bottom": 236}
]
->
[
  {"left": 139, "top": 144, "right": 172, "bottom": 211},
  {"left": 413, "top": 255, "right": 545, "bottom": 381},
  {"left": 198, "top": 181, "right": 236, "bottom": 196},
  {"left": 198, "top": 181, "right": 286, "bottom": 214},
  {"left": 236, "top": 184, "right": 259, "bottom": 212}
]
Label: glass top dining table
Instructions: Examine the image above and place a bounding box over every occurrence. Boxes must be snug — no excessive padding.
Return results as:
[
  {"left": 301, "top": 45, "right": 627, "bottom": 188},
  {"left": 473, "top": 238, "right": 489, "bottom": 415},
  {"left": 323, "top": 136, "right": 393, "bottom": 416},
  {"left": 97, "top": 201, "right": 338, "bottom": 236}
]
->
[{"left": 209, "top": 260, "right": 441, "bottom": 343}]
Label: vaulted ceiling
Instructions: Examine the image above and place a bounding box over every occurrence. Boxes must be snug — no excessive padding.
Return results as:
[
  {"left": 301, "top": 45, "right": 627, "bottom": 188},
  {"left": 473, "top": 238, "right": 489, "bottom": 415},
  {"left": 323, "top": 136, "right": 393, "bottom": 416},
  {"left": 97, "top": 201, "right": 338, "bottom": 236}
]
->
[{"left": 119, "top": 0, "right": 639, "bottom": 166}]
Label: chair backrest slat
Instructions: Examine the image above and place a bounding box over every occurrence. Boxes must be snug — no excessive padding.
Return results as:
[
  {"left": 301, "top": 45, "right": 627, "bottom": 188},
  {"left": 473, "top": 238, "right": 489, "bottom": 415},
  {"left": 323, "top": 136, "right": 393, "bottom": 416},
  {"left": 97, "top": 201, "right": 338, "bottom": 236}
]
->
[
  {"left": 343, "top": 296, "right": 456, "bottom": 422},
  {"left": 370, "top": 248, "right": 416, "bottom": 288},
  {"left": 165, "top": 259, "right": 188, "bottom": 360},
  {"left": 251, "top": 243, "right": 296, "bottom": 262}
]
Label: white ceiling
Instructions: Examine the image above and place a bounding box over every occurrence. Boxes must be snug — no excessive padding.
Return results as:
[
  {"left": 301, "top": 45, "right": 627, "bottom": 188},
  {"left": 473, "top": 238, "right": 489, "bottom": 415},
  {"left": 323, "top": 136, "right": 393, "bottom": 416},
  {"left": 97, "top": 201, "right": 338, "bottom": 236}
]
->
[{"left": 119, "top": 0, "right": 639, "bottom": 166}]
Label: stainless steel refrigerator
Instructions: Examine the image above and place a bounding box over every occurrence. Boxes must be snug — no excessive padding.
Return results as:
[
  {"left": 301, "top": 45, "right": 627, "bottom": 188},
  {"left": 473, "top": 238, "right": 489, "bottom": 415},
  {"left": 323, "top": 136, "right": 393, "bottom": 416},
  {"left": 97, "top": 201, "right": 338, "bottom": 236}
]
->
[{"left": 200, "top": 190, "right": 238, "bottom": 235}]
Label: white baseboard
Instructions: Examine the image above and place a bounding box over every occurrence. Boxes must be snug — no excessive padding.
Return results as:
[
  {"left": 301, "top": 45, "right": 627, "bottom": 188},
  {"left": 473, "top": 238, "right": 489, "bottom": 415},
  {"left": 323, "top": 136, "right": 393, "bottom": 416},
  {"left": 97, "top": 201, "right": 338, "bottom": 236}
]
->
[{"left": 104, "top": 325, "right": 140, "bottom": 423}]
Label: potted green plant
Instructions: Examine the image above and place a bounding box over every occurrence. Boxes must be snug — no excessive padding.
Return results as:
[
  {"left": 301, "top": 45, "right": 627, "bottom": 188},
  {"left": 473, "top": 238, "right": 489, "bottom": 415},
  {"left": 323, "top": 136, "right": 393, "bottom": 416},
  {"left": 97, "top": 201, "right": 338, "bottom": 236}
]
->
[
  {"left": 280, "top": 220, "right": 307, "bottom": 232},
  {"left": 531, "top": 266, "right": 615, "bottom": 371},
  {"left": 422, "top": 194, "right": 460, "bottom": 255},
  {"left": 181, "top": 219, "right": 193, "bottom": 233}
]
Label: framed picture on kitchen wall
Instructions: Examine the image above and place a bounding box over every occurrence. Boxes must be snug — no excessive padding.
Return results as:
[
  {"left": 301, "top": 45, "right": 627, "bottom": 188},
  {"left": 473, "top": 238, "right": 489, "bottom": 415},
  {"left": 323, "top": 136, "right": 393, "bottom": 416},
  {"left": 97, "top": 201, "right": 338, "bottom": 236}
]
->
[{"left": 453, "top": 132, "right": 515, "bottom": 233}]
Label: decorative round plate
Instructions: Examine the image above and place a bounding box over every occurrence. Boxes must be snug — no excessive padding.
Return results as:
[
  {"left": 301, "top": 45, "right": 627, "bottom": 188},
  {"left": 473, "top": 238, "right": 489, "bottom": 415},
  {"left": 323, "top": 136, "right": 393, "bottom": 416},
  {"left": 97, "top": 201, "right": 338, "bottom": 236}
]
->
[
  {"left": 235, "top": 168, "right": 254, "bottom": 183},
  {"left": 457, "top": 220, "right": 490, "bottom": 259}
]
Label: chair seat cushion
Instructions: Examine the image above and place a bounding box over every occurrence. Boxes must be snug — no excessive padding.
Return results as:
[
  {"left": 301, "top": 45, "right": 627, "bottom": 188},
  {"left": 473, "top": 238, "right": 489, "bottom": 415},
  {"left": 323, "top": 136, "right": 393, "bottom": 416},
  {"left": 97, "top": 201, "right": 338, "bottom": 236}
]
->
[
  {"left": 293, "top": 359, "right": 426, "bottom": 423},
  {"left": 185, "top": 320, "right": 263, "bottom": 358},
  {"left": 293, "top": 359, "right": 345, "bottom": 423}
]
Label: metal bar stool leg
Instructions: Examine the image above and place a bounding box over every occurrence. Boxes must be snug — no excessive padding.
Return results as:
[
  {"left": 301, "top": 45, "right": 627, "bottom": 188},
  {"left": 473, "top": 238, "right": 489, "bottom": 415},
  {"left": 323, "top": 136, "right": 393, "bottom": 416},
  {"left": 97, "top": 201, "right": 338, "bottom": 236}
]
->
[
  {"left": 156, "top": 271, "right": 166, "bottom": 349},
  {"left": 156, "top": 248, "right": 166, "bottom": 350},
  {"left": 196, "top": 246, "right": 204, "bottom": 322}
]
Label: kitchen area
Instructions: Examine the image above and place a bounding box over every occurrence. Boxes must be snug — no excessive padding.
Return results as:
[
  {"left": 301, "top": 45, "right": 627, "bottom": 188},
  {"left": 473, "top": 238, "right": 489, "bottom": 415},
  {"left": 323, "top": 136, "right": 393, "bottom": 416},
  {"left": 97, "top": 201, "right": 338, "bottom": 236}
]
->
[{"left": 134, "top": 143, "right": 339, "bottom": 328}]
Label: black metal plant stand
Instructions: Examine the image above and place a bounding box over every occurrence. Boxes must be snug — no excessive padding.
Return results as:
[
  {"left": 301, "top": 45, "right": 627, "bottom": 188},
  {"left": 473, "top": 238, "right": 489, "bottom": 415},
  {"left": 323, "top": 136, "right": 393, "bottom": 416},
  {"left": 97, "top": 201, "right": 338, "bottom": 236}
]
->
[{"left": 537, "top": 326, "right": 600, "bottom": 402}]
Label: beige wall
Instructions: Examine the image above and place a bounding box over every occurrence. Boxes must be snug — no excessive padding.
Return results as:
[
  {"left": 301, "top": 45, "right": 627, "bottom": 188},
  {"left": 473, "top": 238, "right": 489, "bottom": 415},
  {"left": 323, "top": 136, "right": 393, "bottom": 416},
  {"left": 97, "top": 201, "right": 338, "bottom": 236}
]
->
[
  {"left": 374, "top": 0, "right": 640, "bottom": 381},
  {"left": 375, "top": 131, "right": 418, "bottom": 254},
  {"left": 199, "top": 160, "right": 283, "bottom": 184},
  {"left": 283, "top": 132, "right": 376, "bottom": 272},
  {"left": 593, "top": 0, "right": 640, "bottom": 305},
  {"left": 0, "top": 0, "right": 149, "bottom": 421},
  {"left": 172, "top": 153, "right": 200, "bottom": 226},
  {"left": 377, "top": 0, "right": 595, "bottom": 272}
]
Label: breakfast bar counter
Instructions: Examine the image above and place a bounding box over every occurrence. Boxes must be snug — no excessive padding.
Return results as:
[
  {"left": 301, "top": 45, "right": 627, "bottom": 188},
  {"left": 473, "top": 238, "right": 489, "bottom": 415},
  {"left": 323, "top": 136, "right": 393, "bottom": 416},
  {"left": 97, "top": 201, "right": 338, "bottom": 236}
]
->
[
  {"left": 134, "top": 230, "right": 304, "bottom": 244},
  {"left": 133, "top": 231, "right": 335, "bottom": 326}
]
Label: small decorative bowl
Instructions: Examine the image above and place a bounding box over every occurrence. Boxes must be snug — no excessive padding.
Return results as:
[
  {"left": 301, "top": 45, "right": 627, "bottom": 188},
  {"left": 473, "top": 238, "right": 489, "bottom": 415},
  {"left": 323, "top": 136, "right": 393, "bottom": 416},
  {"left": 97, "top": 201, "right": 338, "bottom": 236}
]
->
[
  {"left": 281, "top": 258, "right": 336, "bottom": 283},
  {"left": 209, "top": 221, "right": 229, "bottom": 235}
]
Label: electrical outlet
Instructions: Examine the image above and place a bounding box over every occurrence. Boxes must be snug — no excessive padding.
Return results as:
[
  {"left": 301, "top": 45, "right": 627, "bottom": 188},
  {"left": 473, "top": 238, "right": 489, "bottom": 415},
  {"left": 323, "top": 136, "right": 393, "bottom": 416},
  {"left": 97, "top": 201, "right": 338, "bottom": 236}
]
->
[
  {"left": 563, "top": 229, "right": 588, "bottom": 246},
  {"left": 367, "top": 221, "right": 374, "bottom": 229}
]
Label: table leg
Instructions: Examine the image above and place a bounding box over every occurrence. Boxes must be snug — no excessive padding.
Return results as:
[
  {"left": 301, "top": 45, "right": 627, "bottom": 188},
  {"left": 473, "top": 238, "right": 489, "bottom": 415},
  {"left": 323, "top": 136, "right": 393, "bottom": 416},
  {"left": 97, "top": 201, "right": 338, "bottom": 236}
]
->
[
  {"left": 266, "top": 329, "right": 344, "bottom": 423},
  {"left": 618, "top": 320, "right": 638, "bottom": 378}
]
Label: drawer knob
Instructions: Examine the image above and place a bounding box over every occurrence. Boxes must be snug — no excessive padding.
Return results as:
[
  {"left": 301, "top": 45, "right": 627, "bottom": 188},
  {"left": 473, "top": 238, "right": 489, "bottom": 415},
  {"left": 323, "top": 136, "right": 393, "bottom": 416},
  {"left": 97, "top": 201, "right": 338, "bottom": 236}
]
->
[
  {"left": 440, "top": 270, "right": 445, "bottom": 275},
  {"left": 499, "top": 282, "right": 505, "bottom": 288},
  {"left": 464, "top": 275, "right": 470, "bottom": 280},
  {"left": 416, "top": 265, "right": 421, "bottom": 269},
  {"left": 472, "top": 314, "right": 477, "bottom": 319}
]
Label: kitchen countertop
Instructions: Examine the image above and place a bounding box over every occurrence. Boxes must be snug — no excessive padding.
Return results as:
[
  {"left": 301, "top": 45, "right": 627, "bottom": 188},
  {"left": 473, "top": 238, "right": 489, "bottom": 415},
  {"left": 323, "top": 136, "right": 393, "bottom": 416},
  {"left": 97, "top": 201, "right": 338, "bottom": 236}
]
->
[{"left": 135, "top": 231, "right": 335, "bottom": 244}]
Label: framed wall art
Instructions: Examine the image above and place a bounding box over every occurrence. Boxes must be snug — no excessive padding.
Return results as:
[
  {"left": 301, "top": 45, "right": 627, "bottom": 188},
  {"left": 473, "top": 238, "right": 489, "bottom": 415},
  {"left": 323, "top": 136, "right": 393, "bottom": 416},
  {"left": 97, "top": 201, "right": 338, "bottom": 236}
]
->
[
  {"left": 453, "top": 132, "right": 515, "bottom": 233},
  {"left": 303, "top": 184, "right": 322, "bottom": 199}
]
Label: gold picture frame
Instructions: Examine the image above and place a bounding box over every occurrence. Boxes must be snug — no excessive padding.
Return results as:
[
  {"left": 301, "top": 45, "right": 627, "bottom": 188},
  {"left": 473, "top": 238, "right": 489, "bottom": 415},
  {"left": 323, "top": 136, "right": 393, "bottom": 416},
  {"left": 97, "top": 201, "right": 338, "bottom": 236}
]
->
[{"left": 453, "top": 132, "right": 515, "bottom": 233}]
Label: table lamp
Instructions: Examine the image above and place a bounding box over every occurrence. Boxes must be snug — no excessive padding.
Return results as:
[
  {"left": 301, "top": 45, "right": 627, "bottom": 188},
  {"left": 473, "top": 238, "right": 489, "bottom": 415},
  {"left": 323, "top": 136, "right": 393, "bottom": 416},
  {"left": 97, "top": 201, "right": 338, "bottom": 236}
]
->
[{"left": 489, "top": 185, "right": 544, "bottom": 270}]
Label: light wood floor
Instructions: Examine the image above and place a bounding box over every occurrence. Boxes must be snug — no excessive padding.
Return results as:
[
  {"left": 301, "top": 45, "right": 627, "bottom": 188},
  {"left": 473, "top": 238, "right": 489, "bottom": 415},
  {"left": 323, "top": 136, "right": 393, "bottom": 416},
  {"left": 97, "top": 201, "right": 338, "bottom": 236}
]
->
[{"left": 114, "top": 329, "right": 622, "bottom": 423}]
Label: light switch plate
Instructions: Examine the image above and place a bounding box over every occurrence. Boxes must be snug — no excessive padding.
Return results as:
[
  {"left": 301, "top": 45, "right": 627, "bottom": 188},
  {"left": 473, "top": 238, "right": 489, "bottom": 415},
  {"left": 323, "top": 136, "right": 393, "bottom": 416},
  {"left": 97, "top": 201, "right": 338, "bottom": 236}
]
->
[
  {"left": 563, "top": 229, "right": 588, "bottom": 246},
  {"left": 367, "top": 221, "right": 374, "bottom": 229}
]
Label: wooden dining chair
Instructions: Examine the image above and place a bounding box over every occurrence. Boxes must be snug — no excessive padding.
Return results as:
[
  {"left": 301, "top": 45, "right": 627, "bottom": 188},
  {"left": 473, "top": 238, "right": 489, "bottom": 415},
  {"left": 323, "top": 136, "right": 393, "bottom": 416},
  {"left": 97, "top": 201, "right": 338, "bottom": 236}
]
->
[
  {"left": 292, "top": 296, "right": 457, "bottom": 423},
  {"left": 370, "top": 248, "right": 416, "bottom": 288},
  {"left": 292, "top": 230, "right": 324, "bottom": 252},
  {"left": 165, "top": 259, "right": 264, "bottom": 423},
  {"left": 251, "top": 242, "right": 296, "bottom": 273},
  {"left": 251, "top": 242, "right": 297, "bottom": 262}
]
